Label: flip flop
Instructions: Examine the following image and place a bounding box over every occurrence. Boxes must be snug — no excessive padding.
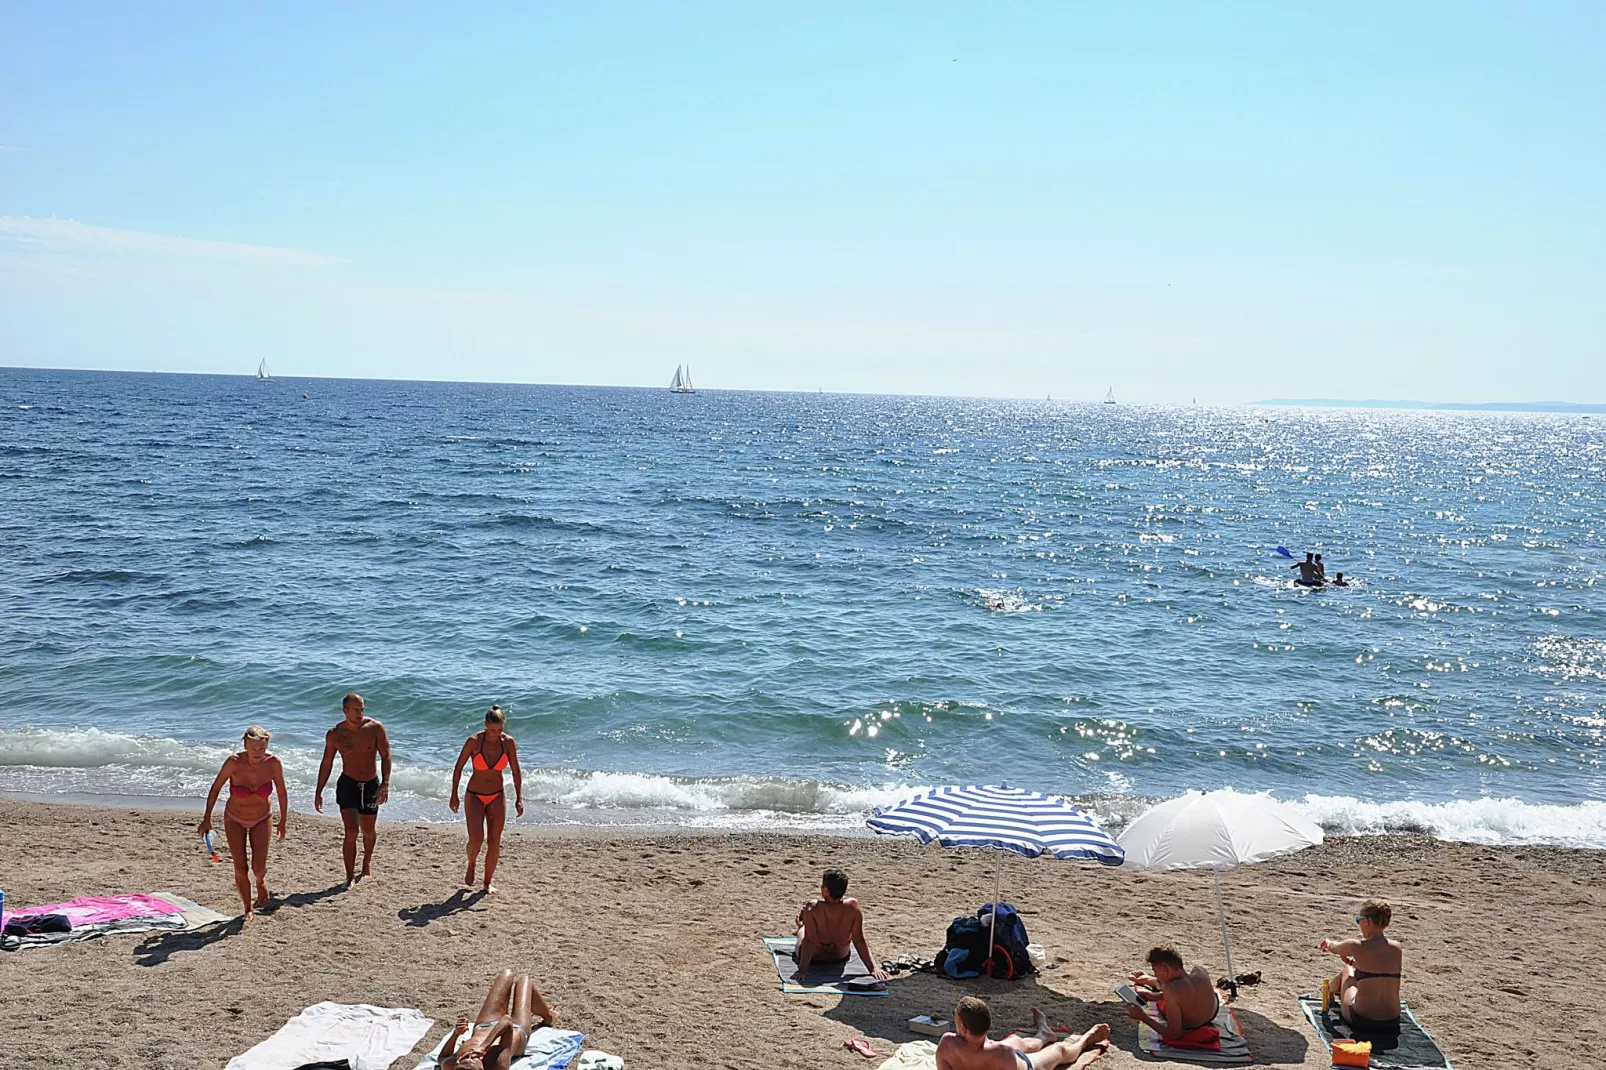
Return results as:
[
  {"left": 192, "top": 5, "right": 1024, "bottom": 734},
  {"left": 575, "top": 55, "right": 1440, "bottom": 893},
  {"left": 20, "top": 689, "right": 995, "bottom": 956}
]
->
[{"left": 845, "top": 1037, "right": 878, "bottom": 1058}]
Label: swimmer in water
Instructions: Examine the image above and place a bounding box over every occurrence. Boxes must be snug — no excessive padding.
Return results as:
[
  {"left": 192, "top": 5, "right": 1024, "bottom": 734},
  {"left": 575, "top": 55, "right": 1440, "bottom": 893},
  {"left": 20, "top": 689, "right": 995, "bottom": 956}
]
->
[
  {"left": 1314, "top": 553, "right": 1327, "bottom": 582},
  {"left": 1332, "top": 572, "right": 1349, "bottom": 587}
]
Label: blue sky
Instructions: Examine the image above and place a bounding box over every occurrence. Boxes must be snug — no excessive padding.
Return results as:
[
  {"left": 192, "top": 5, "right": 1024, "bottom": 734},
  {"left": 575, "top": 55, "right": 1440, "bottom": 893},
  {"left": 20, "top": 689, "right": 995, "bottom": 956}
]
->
[{"left": 2, "top": 2, "right": 1602, "bottom": 401}]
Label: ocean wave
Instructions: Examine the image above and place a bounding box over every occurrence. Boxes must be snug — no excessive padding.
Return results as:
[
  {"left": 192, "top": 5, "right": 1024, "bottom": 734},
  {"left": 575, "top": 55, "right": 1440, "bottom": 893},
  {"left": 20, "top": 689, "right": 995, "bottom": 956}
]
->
[
  {"left": 1290, "top": 793, "right": 1606, "bottom": 848},
  {"left": 2, "top": 729, "right": 1603, "bottom": 846}
]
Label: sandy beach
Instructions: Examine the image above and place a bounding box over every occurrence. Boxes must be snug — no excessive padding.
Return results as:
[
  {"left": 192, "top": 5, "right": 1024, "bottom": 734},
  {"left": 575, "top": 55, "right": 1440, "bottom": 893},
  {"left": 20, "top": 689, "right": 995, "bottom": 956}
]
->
[{"left": 3, "top": 798, "right": 1601, "bottom": 1069}]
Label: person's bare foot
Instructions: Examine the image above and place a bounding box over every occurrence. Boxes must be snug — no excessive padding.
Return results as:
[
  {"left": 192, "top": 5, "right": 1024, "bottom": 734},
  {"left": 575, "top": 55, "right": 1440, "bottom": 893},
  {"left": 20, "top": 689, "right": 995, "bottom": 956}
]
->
[
  {"left": 255, "top": 888, "right": 271, "bottom": 907},
  {"left": 483, "top": 883, "right": 498, "bottom": 896},
  {"left": 464, "top": 864, "right": 477, "bottom": 888},
  {"left": 1031, "top": 1007, "right": 1055, "bottom": 1042},
  {"left": 241, "top": 907, "right": 255, "bottom": 926},
  {"left": 361, "top": 863, "right": 372, "bottom": 878},
  {"left": 1079, "top": 1024, "right": 1111, "bottom": 1048}
]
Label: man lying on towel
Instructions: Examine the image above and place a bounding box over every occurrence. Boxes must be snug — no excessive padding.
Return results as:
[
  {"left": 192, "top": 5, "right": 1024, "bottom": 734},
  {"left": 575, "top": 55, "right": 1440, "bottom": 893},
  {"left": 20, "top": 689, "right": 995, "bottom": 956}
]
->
[
  {"left": 1125, "top": 945, "right": 1222, "bottom": 1045},
  {"left": 938, "top": 997, "right": 1110, "bottom": 1070},
  {"left": 793, "top": 868, "right": 889, "bottom": 981}
]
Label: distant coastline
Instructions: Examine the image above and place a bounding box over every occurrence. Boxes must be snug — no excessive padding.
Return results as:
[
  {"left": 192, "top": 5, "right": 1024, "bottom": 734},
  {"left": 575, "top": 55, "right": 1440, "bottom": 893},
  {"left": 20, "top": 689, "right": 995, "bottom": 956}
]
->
[{"left": 1258, "top": 397, "right": 1606, "bottom": 413}]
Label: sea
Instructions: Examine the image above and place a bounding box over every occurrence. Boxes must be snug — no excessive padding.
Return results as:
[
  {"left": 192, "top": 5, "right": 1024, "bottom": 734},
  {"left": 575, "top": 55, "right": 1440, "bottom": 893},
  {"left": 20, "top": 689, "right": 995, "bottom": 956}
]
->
[{"left": 3, "top": 368, "right": 1604, "bottom": 847}]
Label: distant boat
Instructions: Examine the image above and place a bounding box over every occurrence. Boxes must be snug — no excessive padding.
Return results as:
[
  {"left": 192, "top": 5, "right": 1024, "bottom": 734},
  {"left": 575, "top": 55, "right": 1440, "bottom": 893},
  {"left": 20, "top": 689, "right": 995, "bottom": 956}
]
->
[
  {"left": 1104, "top": 387, "right": 1116, "bottom": 405},
  {"left": 669, "top": 364, "right": 696, "bottom": 393},
  {"left": 257, "top": 359, "right": 273, "bottom": 382}
]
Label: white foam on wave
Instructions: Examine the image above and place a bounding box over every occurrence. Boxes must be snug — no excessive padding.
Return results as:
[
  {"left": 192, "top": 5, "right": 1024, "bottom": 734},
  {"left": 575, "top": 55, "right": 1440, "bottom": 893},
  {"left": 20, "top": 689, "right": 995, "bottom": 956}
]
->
[
  {"left": 0, "top": 727, "right": 926, "bottom": 828},
  {"left": 4, "top": 728, "right": 1603, "bottom": 845},
  {"left": 1290, "top": 793, "right": 1606, "bottom": 848}
]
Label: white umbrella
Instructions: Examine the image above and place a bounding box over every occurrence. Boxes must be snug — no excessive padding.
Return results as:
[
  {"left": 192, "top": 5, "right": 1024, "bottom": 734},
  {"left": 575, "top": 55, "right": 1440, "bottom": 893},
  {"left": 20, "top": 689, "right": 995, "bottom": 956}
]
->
[{"left": 1117, "top": 790, "right": 1323, "bottom": 983}]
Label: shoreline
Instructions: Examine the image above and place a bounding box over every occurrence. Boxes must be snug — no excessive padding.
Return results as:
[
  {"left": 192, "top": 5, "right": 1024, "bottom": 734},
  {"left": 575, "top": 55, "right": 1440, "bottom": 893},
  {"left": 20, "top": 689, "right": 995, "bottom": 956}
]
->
[
  {"left": 6, "top": 782, "right": 1606, "bottom": 851},
  {"left": 5, "top": 798, "right": 1604, "bottom": 1069}
]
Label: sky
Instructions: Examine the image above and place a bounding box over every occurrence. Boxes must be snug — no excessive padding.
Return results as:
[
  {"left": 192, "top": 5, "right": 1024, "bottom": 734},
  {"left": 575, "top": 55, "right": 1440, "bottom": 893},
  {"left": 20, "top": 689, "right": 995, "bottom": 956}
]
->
[{"left": 1, "top": 2, "right": 1602, "bottom": 402}]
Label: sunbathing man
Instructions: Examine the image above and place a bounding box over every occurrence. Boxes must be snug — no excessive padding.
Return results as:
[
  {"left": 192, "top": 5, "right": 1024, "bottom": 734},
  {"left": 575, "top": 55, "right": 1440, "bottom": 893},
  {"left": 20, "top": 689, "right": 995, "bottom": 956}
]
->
[
  {"left": 314, "top": 692, "right": 392, "bottom": 884},
  {"left": 439, "top": 968, "right": 558, "bottom": 1070},
  {"left": 1125, "top": 945, "right": 1220, "bottom": 1041},
  {"left": 937, "top": 996, "right": 1110, "bottom": 1070},
  {"left": 1319, "top": 898, "right": 1403, "bottom": 1032},
  {"left": 793, "top": 868, "right": 889, "bottom": 981}
]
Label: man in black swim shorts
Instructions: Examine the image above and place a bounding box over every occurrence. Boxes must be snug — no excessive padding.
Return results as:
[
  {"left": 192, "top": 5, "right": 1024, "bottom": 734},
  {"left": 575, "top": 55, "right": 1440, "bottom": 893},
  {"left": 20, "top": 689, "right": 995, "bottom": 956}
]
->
[{"left": 315, "top": 692, "right": 392, "bottom": 884}]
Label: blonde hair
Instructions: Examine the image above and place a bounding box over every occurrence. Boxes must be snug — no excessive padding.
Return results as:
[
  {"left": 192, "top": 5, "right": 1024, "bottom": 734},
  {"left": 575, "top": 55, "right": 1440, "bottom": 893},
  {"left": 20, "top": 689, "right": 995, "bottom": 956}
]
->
[
  {"left": 243, "top": 725, "right": 271, "bottom": 743},
  {"left": 485, "top": 705, "right": 507, "bottom": 726},
  {"left": 1360, "top": 899, "right": 1392, "bottom": 928}
]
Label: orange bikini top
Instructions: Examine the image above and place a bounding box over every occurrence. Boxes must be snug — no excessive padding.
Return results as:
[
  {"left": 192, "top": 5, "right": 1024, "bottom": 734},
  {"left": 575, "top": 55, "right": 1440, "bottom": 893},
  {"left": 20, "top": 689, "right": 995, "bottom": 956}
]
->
[{"left": 472, "top": 738, "right": 509, "bottom": 772}]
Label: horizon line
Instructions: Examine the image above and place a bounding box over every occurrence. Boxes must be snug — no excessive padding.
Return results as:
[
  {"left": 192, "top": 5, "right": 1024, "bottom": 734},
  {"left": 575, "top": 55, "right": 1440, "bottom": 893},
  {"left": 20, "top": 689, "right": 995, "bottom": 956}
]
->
[{"left": 4, "top": 365, "right": 1600, "bottom": 411}]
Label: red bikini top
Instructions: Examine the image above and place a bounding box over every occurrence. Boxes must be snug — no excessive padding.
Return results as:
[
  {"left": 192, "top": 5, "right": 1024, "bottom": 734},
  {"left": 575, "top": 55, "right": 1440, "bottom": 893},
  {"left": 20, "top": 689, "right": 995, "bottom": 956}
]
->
[{"left": 229, "top": 780, "right": 274, "bottom": 798}]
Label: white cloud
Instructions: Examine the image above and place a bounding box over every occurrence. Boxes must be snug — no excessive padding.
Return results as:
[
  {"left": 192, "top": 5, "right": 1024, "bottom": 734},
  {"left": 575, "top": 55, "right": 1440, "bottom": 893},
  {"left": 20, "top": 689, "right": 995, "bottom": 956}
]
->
[{"left": 0, "top": 215, "right": 346, "bottom": 267}]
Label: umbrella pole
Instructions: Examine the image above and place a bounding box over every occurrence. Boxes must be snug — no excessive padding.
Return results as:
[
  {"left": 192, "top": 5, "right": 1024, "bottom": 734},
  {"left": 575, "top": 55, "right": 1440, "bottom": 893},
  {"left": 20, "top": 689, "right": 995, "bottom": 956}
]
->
[
  {"left": 1213, "top": 869, "right": 1236, "bottom": 985},
  {"left": 988, "top": 849, "right": 1001, "bottom": 960}
]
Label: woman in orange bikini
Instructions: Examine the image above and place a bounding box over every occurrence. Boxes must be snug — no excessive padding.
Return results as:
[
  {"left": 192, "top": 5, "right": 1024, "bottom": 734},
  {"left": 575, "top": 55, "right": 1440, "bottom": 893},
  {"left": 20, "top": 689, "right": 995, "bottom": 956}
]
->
[
  {"left": 449, "top": 705, "right": 524, "bottom": 894},
  {"left": 198, "top": 725, "right": 289, "bottom": 922}
]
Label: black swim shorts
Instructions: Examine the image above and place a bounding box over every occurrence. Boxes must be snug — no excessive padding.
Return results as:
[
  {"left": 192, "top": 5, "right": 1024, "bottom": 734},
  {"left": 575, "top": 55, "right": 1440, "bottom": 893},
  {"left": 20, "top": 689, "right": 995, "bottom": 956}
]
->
[{"left": 336, "top": 773, "right": 382, "bottom": 815}]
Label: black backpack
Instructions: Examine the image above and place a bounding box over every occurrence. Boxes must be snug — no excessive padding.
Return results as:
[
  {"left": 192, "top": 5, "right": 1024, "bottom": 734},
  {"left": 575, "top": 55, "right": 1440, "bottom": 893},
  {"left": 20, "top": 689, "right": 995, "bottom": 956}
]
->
[{"left": 936, "top": 914, "right": 992, "bottom": 978}]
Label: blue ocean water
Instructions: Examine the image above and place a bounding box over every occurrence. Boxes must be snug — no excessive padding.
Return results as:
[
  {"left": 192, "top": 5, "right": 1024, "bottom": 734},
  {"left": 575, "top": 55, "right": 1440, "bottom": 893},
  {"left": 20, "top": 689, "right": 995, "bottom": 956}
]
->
[{"left": 2, "top": 368, "right": 1604, "bottom": 843}]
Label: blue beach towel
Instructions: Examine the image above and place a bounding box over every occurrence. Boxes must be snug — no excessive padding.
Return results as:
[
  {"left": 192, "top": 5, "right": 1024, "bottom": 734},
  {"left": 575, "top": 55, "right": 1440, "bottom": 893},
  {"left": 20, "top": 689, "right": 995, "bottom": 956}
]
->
[{"left": 414, "top": 1026, "right": 586, "bottom": 1070}]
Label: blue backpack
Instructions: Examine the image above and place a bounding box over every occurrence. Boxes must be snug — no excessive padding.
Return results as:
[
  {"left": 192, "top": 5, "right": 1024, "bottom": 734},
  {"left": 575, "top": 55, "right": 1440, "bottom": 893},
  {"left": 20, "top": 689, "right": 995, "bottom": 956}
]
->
[{"left": 978, "top": 901, "right": 1035, "bottom": 980}]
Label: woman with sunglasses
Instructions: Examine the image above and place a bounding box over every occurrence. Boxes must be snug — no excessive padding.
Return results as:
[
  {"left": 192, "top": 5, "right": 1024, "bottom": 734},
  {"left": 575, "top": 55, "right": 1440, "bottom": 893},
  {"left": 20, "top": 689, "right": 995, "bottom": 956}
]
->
[
  {"left": 1318, "top": 899, "right": 1403, "bottom": 1032},
  {"left": 449, "top": 705, "right": 524, "bottom": 894}
]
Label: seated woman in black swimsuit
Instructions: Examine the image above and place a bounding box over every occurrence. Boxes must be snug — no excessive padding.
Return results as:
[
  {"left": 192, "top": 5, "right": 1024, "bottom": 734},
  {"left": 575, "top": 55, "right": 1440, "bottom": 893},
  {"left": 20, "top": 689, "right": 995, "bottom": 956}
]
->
[
  {"left": 198, "top": 725, "right": 289, "bottom": 923},
  {"left": 1319, "top": 898, "right": 1404, "bottom": 1032},
  {"left": 449, "top": 705, "right": 524, "bottom": 895},
  {"left": 439, "top": 969, "right": 557, "bottom": 1070}
]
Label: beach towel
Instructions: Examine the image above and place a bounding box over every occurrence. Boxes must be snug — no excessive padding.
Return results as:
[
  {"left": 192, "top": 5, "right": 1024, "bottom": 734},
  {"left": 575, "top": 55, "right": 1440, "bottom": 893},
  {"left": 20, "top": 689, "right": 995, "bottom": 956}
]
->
[
  {"left": 1298, "top": 996, "right": 1454, "bottom": 1069},
  {"left": 575, "top": 1053, "right": 623, "bottom": 1070},
  {"left": 1137, "top": 997, "right": 1251, "bottom": 1065},
  {"left": 763, "top": 936, "right": 889, "bottom": 995},
  {"left": 873, "top": 1038, "right": 1105, "bottom": 1070},
  {"left": 226, "top": 1002, "right": 433, "bottom": 1070},
  {"left": 1, "top": 892, "right": 191, "bottom": 951},
  {"left": 2, "top": 892, "right": 185, "bottom": 927},
  {"left": 413, "top": 1026, "right": 586, "bottom": 1070},
  {"left": 152, "top": 890, "right": 233, "bottom": 929}
]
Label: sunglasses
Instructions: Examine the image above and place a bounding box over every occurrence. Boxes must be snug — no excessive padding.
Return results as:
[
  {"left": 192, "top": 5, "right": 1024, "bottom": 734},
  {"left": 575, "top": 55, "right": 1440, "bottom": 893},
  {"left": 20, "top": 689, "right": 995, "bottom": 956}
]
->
[{"left": 1354, "top": 915, "right": 1366, "bottom": 924}]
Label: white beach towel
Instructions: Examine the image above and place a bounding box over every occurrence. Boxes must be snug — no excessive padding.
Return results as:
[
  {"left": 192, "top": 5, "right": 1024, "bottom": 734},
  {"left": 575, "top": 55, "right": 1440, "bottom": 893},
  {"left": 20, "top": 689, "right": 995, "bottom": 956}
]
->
[{"left": 226, "top": 1002, "right": 433, "bottom": 1070}]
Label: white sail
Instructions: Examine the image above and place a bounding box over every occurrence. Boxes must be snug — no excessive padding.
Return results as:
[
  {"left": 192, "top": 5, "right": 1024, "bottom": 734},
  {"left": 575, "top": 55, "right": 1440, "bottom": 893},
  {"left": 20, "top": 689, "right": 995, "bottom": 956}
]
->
[
  {"left": 1104, "top": 387, "right": 1116, "bottom": 404},
  {"left": 669, "top": 364, "right": 696, "bottom": 393},
  {"left": 257, "top": 359, "right": 272, "bottom": 381}
]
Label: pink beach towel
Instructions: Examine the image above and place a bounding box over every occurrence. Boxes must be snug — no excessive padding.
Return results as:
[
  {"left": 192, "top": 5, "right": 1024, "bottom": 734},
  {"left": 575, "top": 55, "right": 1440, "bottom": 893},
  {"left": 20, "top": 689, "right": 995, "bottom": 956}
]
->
[{"left": 3, "top": 893, "right": 185, "bottom": 928}]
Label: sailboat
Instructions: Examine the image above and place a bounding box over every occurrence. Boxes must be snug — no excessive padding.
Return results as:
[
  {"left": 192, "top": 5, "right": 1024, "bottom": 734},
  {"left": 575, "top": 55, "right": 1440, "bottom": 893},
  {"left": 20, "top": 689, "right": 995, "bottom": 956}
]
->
[
  {"left": 256, "top": 359, "right": 273, "bottom": 382},
  {"left": 1104, "top": 387, "right": 1116, "bottom": 405},
  {"left": 669, "top": 364, "right": 696, "bottom": 394}
]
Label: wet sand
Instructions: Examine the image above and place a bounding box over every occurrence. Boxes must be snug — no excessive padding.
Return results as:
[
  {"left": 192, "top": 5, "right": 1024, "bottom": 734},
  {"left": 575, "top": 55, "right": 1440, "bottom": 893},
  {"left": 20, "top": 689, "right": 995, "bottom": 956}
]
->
[{"left": 2, "top": 798, "right": 1601, "bottom": 1069}]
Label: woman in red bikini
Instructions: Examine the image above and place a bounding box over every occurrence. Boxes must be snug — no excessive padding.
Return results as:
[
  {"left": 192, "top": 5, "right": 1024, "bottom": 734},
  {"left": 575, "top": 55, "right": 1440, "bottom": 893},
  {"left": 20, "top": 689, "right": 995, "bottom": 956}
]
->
[
  {"left": 198, "top": 725, "right": 289, "bottom": 922},
  {"left": 449, "top": 705, "right": 524, "bottom": 894}
]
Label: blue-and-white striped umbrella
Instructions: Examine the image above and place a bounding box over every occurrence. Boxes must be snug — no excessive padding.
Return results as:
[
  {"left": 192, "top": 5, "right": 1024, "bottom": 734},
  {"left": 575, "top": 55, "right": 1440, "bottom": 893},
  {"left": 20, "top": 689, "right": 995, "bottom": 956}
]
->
[
  {"left": 869, "top": 785, "right": 1125, "bottom": 863},
  {"left": 867, "top": 785, "right": 1124, "bottom": 973}
]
